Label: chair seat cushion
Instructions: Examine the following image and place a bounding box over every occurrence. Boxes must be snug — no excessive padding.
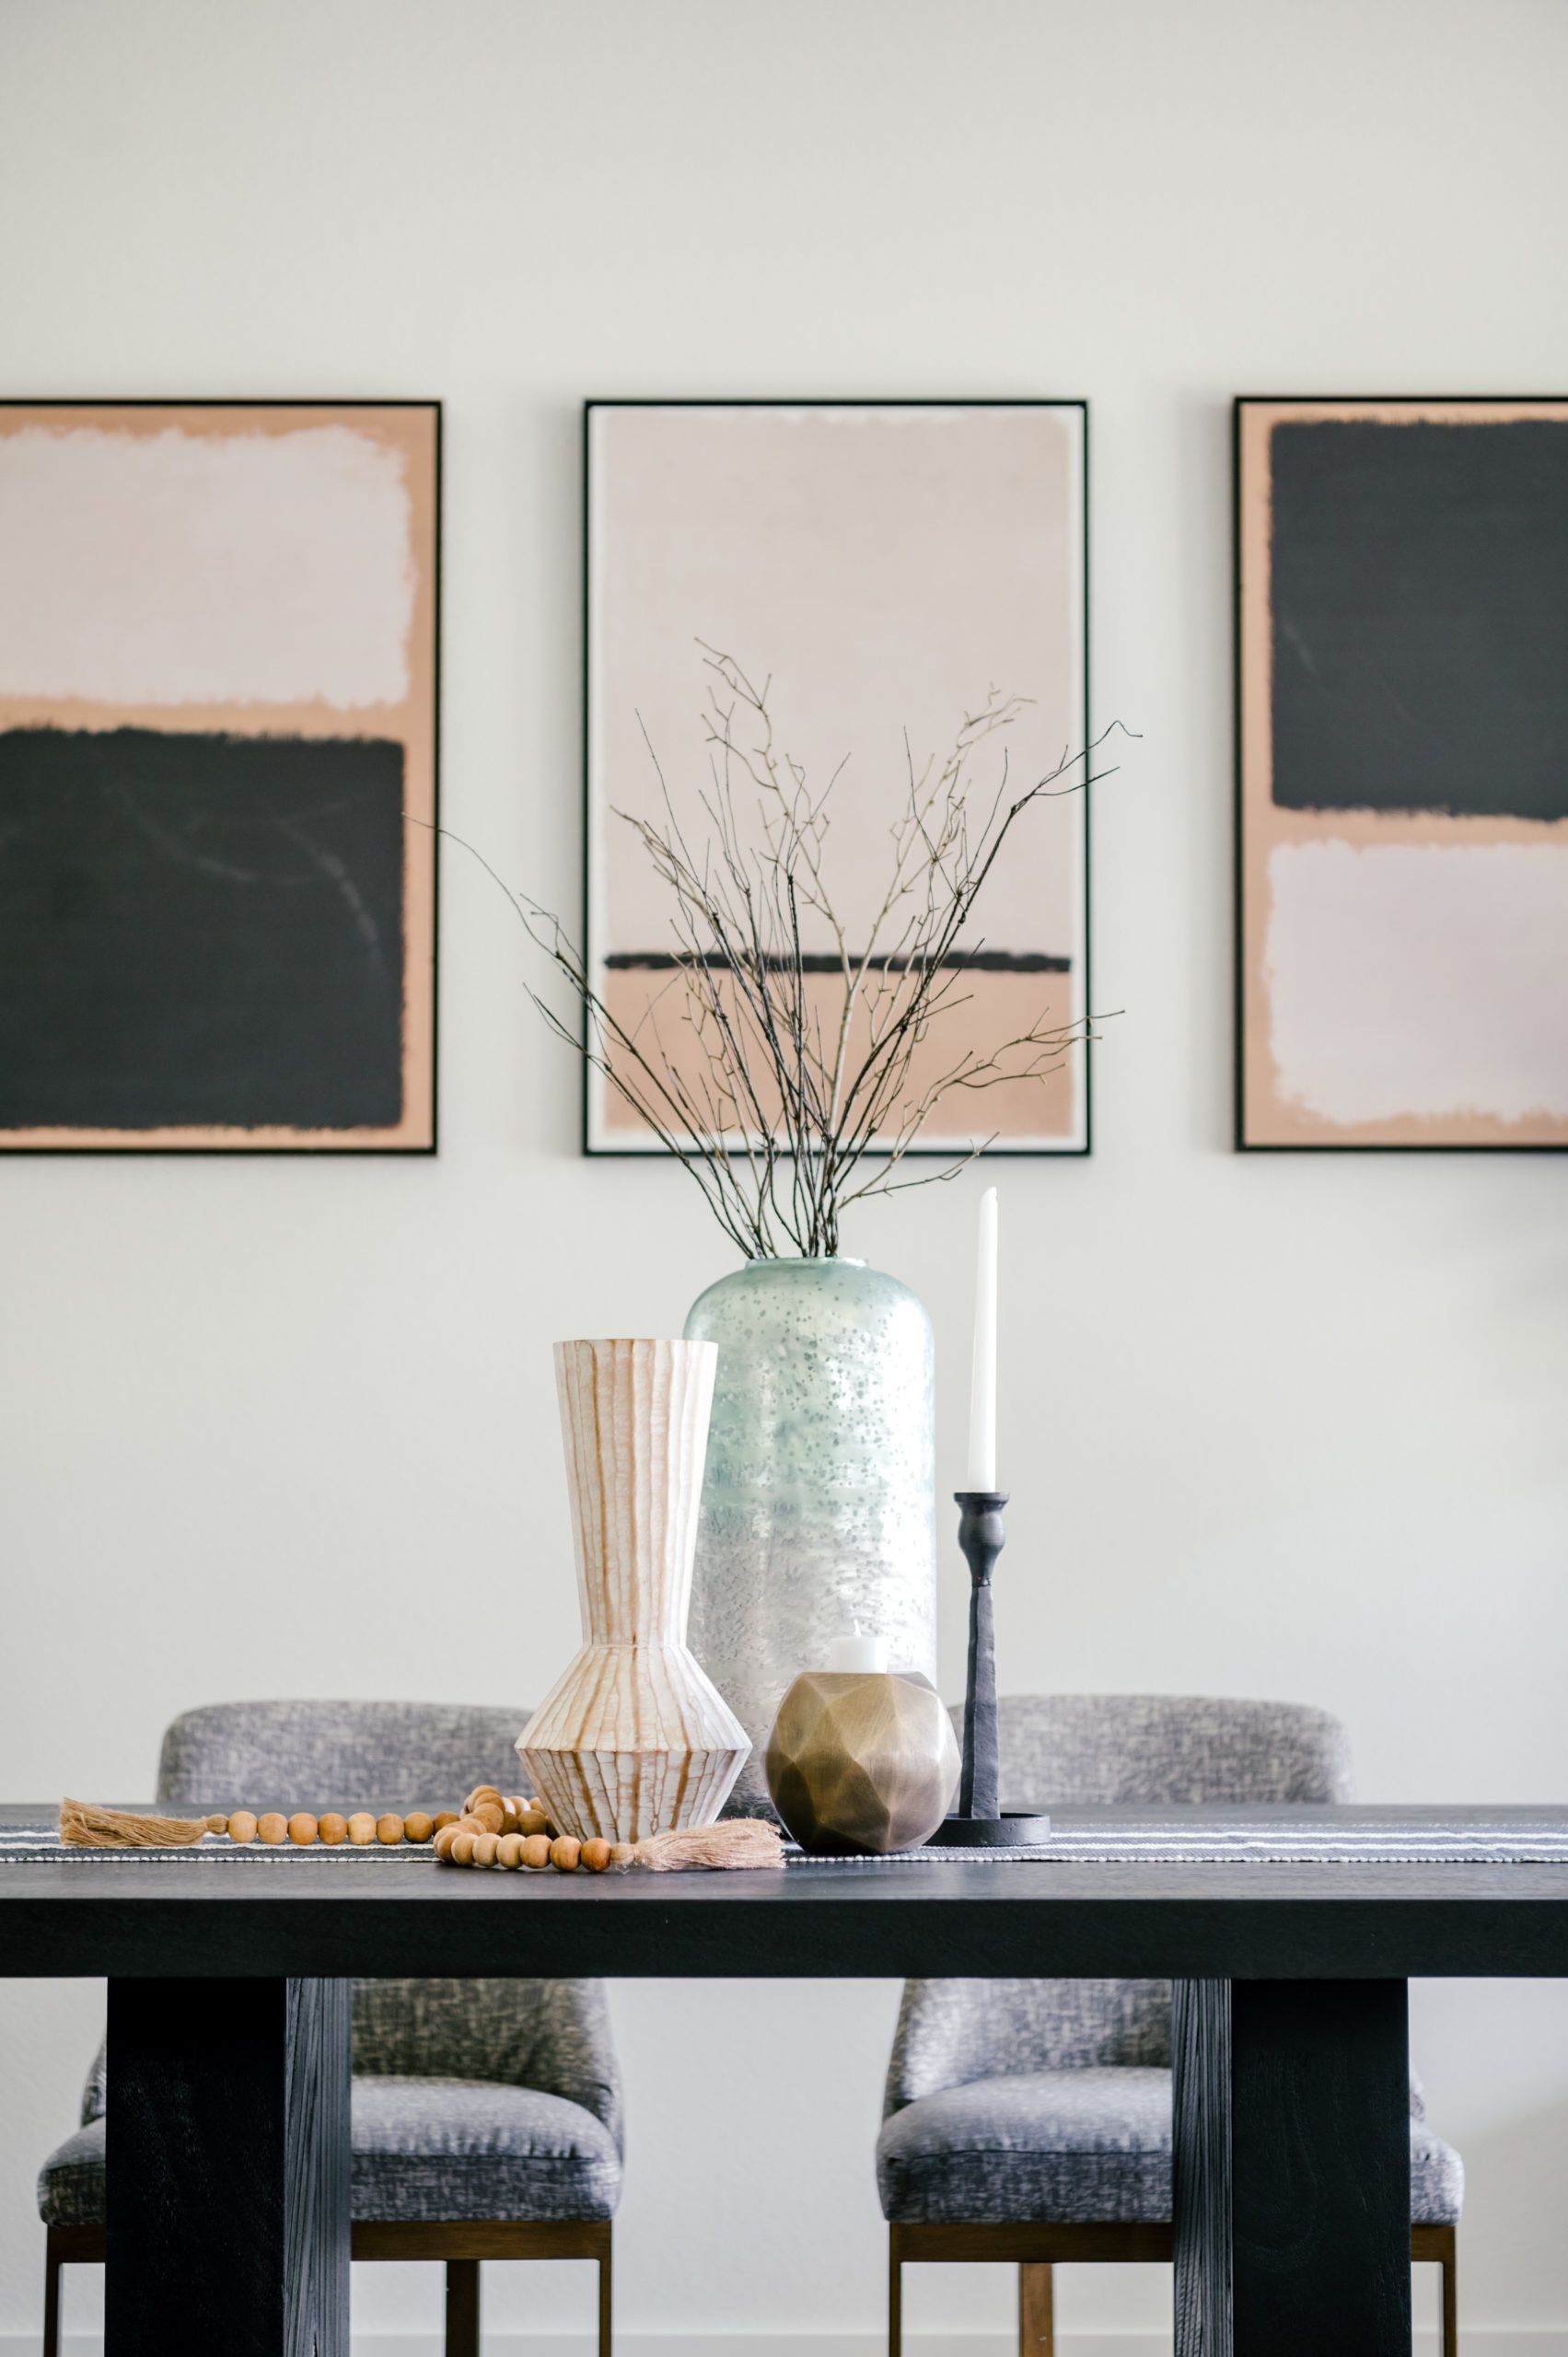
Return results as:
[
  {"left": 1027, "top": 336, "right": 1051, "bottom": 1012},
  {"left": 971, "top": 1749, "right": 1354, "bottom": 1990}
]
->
[
  {"left": 352, "top": 2077, "right": 621, "bottom": 2223},
  {"left": 38, "top": 2078, "right": 621, "bottom": 2231},
  {"left": 878, "top": 2069, "right": 1175, "bottom": 2224},
  {"left": 1411, "top": 2120, "right": 1465, "bottom": 2225},
  {"left": 37, "top": 2119, "right": 105, "bottom": 2228},
  {"left": 877, "top": 2069, "right": 1464, "bottom": 2228}
]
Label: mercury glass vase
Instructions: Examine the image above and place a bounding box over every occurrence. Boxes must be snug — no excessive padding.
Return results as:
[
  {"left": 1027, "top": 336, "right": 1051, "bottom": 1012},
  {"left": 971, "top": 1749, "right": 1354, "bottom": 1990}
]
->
[{"left": 683, "top": 1257, "right": 937, "bottom": 1810}]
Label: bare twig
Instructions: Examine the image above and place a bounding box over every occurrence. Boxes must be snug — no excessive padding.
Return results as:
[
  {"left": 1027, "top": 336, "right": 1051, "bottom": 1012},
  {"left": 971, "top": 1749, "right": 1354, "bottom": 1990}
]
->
[{"left": 459, "top": 656, "right": 1125, "bottom": 1256}]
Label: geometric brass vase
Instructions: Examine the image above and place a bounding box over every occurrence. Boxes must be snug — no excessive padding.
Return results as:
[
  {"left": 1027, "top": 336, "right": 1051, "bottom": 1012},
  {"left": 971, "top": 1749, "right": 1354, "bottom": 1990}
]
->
[
  {"left": 764, "top": 1669, "right": 959, "bottom": 1856},
  {"left": 517, "top": 1338, "right": 750, "bottom": 1844}
]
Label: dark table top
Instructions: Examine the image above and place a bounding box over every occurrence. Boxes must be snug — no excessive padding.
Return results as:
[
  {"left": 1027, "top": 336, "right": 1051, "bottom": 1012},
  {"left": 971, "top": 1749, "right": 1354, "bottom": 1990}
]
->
[{"left": 3, "top": 1805, "right": 1566, "bottom": 1981}]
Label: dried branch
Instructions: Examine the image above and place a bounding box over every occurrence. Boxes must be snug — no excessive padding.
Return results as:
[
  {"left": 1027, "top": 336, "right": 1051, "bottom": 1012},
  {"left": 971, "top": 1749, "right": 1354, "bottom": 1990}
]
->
[{"left": 469, "top": 656, "right": 1126, "bottom": 1257}]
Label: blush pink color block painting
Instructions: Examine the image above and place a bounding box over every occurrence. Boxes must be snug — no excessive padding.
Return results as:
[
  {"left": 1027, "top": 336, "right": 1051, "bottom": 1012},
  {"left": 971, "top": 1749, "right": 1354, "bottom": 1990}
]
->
[
  {"left": 0, "top": 401, "right": 439, "bottom": 1150},
  {"left": 585, "top": 401, "right": 1090, "bottom": 1155},
  {"left": 1237, "top": 397, "right": 1568, "bottom": 1150}
]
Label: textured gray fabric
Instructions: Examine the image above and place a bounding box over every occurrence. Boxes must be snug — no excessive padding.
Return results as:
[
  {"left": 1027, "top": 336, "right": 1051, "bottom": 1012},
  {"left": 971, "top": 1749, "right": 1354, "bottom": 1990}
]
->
[
  {"left": 352, "top": 2079, "right": 620, "bottom": 2223},
  {"left": 885, "top": 1978, "right": 1173, "bottom": 2114},
  {"left": 36, "top": 2120, "right": 105, "bottom": 2227},
  {"left": 353, "top": 1979, "right": 622, "bottom": 2150},
  {"left": 889, "top": 1695, "right": 1353, "bottom": 2119},
  {"left": 1411, "top": 2120, "right": 1466, "bottom": 2223},
  {"left": 39, "top": 2082, "right": 624, "bottom": 2229},
  {"left": 156, "top": 1699, "right": 533, "bottom": 1815},
  {"left": 876, "top": 2070, "right": 1464, "bottom": 2227},
  {"left": 45, "top": 1700, "right": 622, "bottom": 2235},
  {"left": 879, "top": 2070, "right": 1174, "bottom": 2224},
  {"left": 81, "top": 2038, "right": 106, "bottom": 2127},
  {"left": 882, "top": 1695, "right": 1461, "bottom": 2233},
  {"left": 957, "top": 1694, "right": 1355, "bottom": 1813}
]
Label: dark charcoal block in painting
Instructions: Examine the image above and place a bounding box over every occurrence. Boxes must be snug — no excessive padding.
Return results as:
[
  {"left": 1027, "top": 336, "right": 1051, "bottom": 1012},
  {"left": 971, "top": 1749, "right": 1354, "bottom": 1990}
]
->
[
  {"left": 1270, "top": 418, "right": 1568, "bottom": 821},
  {"left": 107, "top": 1976, "right": 350, "bottom": 2357},
  {"left": 0, "top": 727, "right": 404, "bottom": 1130}
]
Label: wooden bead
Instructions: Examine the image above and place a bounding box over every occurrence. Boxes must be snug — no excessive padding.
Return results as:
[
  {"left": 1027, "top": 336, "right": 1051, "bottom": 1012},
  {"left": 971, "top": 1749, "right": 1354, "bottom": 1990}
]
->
[
  {"left": 496, "top": 1832, "right": 523, "bottom": 1869},
  {"left": 376, "top": 1814, "right": 404, "bottom": 1845},
  {"left": 518, "top": 1808, "right": 551, "bottom": 1839},
  {"left": 227, "top": 1812, "right": 258, "bottom": 1845},
  {"left": 521, "top": 1834, "right": 552, "bottom": 1870},
  {"left": 580, "top": 1839, "right": 611, "bottom": 1873},
  {"left": 450, "top": 1830, "right": 477, "bottom": 1865},
  {"left": 205, "top": 1815, "right": 229, "bottom": 1834},
  {"left": 471, "top": 1830, "right": 500, "bottom": 1867},
  {"left": 505, "top": 1794, "right": 530, "bottom": 1817},
  {"left": 318, "top": 1814, "right": 348, "bottom": 1846},
  {"left": 287, "top": 1813, "right": 318, "bottom": 1846},
  {"left": 470, "top": 1802, "right": 505, "bottom": 1835},
  {"left": 549, "top": 1836, "right": 581, "bottom": 1873},
  {"left": 257, "top": 1813, "right": 288, "bottom": 1845},
  {"left": 434, "top": 1823, "right": 461, "bottom": 1861},
  {"left": 609, "top": 1843, "right": 637, "bottom": 1868},
  {"left": 347, "top": 1813, "right": 377, "bottom": 1845},
  {"left": 464, "top": 1784, "right": 504, "bottom": 1815},
  {"left": 403, "top": 1812, "right": 434, "bottom": 1844}
]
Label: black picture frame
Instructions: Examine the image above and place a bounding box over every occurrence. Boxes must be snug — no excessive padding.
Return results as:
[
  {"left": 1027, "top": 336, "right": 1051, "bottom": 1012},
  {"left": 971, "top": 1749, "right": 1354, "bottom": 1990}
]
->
[
  {"left": 581, "top": 397, "right": 1092, "bottom": 1161},
  {"left": 0, "top": 397, "right": 442, "bottom": 1155},
  {"left": 1235, "top": 393, "right": 1568, "bottom": 1154}
]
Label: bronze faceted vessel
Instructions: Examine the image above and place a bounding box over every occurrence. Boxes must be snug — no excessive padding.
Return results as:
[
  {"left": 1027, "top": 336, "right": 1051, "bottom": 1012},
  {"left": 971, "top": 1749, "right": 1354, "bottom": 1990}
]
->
[{"left": 765, "top": 1670, "right": 960, "bottom": 1855}]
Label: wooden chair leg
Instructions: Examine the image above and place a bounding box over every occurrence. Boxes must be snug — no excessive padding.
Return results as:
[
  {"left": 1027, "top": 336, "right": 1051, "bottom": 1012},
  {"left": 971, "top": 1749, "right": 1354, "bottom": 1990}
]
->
[
  {"left": 1020, "top": 2261, "right": 1054, "bottom": 2355},
  {"left": 41, "top": 2235, "right": 63, "bottom": 2357},
  {"left": 598, "top": 2233, "right": 613, "bottom": 2357},
  {"left": 1439, "top": 2226, "right": 1458, "bottom": 2357},
  {"left": 889, "top": 2237, "right": 901, "bottom": 2357},
  {"left": 445, "top": 2256, "right": 481, "bottom": 2357}
]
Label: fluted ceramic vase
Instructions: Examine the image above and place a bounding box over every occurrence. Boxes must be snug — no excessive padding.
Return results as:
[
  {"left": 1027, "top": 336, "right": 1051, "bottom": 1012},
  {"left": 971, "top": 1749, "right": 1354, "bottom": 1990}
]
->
[
  {"left": 683, "top": 1258, "right": 936, "bottom": 1810},
  {"left": 517, "top": 1338, "right": 750, "bottom": 1842}
]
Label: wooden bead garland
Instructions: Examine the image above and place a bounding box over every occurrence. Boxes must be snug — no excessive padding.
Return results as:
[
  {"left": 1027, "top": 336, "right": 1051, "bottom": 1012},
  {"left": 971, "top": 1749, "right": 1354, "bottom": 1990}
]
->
[
  {"left": 428, "top": 1785, "right": 615, "bottom": 1874},
  {"left": 59, "top": 1786, "right": 784, "bottom": 1872}
]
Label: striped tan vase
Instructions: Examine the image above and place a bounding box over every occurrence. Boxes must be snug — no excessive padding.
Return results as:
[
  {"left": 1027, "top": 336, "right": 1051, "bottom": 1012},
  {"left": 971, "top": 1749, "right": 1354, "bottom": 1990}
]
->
[{"left": 517, "top": 1338, "right": 750, "bottom": 1842}]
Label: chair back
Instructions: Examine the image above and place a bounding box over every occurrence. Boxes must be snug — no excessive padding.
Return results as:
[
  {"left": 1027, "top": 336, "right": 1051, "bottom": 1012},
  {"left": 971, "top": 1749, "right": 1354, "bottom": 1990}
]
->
[
  {"left": 981, "top": 1692, "right": 1352, "bottom": 1811},
  {"left": 886, "top": 1692, "right": 1352, "bottom": 2114},
  {"left": 352, "top": 1976, "right": 621, "bottom": 2143},
  {"left": 156, "top": 1698, "right": 533, "bottom": 1816},
  {"left": 143, "top": 1699, "right": 621, "bottom": 2143}
]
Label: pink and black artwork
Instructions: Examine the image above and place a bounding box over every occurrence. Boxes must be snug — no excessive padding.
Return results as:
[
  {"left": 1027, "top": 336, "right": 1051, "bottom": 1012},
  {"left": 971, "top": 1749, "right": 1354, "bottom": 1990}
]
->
[
  {"left": 0, "top": 402, "right": 438, "bottom": 1150},
  {"left": 1237, "top": 397, "right": 1568, "bottom": 1150},
  {"left": 585, "top": 401, "right": 1090, "bottom": 1155}
]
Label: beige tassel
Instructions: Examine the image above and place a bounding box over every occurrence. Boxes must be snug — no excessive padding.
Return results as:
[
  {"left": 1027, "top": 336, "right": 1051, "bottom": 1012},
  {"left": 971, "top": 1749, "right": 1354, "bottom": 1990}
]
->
[
  {"left": 625, "top": 1821, "right": 784, "bottom": 1871},
  {"left": 60, "top": 1797, "right": 220, "bottom": 1849}
]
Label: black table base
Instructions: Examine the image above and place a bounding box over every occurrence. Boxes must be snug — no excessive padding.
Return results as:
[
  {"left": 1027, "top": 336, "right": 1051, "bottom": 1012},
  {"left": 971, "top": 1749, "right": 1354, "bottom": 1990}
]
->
[
  {"left": 107, "top": 1977, "right": 350, "bottom": 2357},
  {"left": 1174, "top": 1977, "right": 1412, "bottom": 2357}
]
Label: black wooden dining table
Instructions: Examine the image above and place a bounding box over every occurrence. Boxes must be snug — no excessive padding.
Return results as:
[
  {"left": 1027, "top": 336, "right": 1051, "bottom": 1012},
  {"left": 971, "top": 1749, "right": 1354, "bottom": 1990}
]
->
[{"left": 5, "top": 1802, "right": 1567, "bottom": 2357}]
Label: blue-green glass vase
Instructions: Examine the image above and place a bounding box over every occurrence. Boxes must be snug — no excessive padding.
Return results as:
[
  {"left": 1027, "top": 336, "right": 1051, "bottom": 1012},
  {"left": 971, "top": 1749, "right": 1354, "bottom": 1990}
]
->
[{"left": 683, "top": 1256, "right": 937, "bottom": 1808}]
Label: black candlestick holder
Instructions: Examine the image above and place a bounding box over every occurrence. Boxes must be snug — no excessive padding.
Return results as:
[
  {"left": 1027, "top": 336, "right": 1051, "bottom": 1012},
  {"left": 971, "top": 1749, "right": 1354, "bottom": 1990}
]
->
[{"left": 926, "top": 1489, "right": 1051, "bottom": 1847}]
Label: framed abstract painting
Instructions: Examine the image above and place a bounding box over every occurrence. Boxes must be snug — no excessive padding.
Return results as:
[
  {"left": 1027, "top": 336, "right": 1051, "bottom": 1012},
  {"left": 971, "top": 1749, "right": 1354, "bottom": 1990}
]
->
[
  {"left": 0, "top": 400, "right": 439, "bottom": 1151},
  {"left": 584, "top": 399, "right": 1090, "bottom": 1156},
  {"left": 1237, "top": 395, "right": 1568, "bottom": 1150}
]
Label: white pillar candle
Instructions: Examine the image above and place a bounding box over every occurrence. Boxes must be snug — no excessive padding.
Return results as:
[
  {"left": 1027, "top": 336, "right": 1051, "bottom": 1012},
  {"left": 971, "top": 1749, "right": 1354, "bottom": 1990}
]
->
[
  {"left": 829, "top": 1626, "right": 889, "bottom": 1673},
  {"left": 966, "top": 1186, "right": 998, "bottom": 1492}
]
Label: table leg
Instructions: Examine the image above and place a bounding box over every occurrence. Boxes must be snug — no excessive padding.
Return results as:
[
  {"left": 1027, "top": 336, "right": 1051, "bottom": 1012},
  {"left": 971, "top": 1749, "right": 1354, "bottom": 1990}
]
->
[
  {"left": 1174, "top": 1978, "right": 1411, "bottom": 2357},
  {"left": 107, "top": 1977, "right": 351, "bottom": 2357}
]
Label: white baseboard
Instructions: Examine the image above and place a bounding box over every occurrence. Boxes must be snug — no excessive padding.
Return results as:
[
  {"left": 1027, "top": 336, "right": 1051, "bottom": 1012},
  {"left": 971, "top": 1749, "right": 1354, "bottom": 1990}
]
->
[
  {"left": 18, "top": 2335, "right": 1568, "bottom": 2357},
  {"left": 345, "top": 2334, "right": 1568, "bottom": 2357}
]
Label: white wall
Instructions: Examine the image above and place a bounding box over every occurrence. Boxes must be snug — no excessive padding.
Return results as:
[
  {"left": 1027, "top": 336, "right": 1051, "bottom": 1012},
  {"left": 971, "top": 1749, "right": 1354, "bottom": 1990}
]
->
[{"left": 2, "top": 2, "right": 1566, "bottom": 2348}]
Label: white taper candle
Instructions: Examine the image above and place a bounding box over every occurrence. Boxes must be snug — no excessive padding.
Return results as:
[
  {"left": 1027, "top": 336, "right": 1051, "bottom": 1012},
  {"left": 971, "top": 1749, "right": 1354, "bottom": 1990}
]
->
[{"left": 966, "top": 1186, "right": 998, "bottom": 1491}]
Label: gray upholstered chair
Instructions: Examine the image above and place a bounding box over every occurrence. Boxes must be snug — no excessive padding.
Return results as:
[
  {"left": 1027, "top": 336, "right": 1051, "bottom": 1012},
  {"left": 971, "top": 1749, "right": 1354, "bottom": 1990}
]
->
[
  {"left": 37, "top": 1700, "right": 621, "bottom": 2357},
  {"left": 877, "top": 1695, "right": 1464, "bottom": 2357}
]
